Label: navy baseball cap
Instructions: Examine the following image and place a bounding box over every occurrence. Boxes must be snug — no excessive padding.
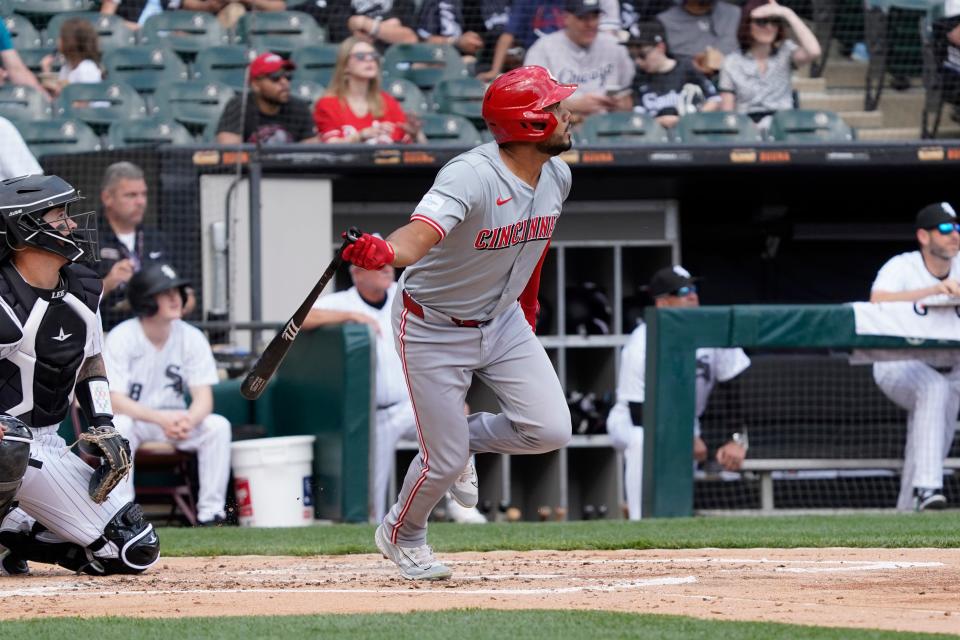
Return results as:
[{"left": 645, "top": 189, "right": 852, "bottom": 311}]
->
[
  {"left": 915, "top": 202, "right": 957, "bottom": 229},
  {"left": 565, "top": 0, "right": 602, "bottom": 17},
  {"left": 627, "top": 21, "right": 667, "bottom": 47},
  {"left": 646, "top": 265, "right": 699, "bottom": 297}
]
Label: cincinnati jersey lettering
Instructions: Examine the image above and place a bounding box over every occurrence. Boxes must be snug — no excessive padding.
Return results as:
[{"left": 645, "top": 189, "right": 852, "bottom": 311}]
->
[{"left": 473, "top": 215, "right": 558, "bottom": 250}]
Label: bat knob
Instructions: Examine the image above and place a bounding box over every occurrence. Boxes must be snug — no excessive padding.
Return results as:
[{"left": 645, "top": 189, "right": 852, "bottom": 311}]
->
[{"left": 346, "top": 227, "right": 363, "bottom": 243}]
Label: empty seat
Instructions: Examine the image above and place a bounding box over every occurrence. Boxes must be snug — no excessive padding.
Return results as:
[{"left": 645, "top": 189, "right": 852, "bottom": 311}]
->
[
  {"left": 381, "top": 43, "right": 467, "bottom": 90},
  {"left": 431, "top": 77, "right": 485, "bottom": 126},
  {"left": 0, "top": 84, "right": 50, "bottom": 121},
  {"left": 674, "top": 111, "right": 763, "bottom": 144},
  {"left": 16, "top": 117, "right": 100, "bottom": 157},
  {"left": 2, "top": 14, "right": 42, "bottom": 48},
  {"left": 55, "top": 80, "right": 147, "bottom": 131},
  {"left": 194, "top": 45, "right": 258, "bottom": 92},
  {"left": 107, "top": 117, "right": 194, "bottom": 148},
  {"left": 383, "top": 77, "right": 429, "bottom": 116},
  {"left": 290, "top": 79, "right": 324, "bottom": 106},
  {"left": 103, "top": 46, "right": 190, "bottom": 95},
  {"left": 290, "top": 44, "right": 337, "bottom": 86},
  {"left": 141, "top": 11, "right": 229, "bottom": 58},
  {"left": 151, "top": 80, "right": 235, "bottom": 132},
  {"left": 578, "top": 112, "right": 670, "bottom": 145},
  {"left": 236, "top": 11, "right": 324, "bottom": 55},
  {"left": 420, "top": 113, "right": 481, "bottom": 146},
  {"left": 768, "top": 109, "right": 855, "bottom": 142},
  {"left": 6, "top": 0, "right": 91, "bottom": 17},
  {"left": 44, "top": 12, "right": 136, "bottom": 51}
]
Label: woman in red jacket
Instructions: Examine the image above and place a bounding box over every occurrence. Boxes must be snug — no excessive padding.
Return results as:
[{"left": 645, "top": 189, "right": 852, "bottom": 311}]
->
[{"left": 314, "top": 37, "right": 421, "bottom": 144}]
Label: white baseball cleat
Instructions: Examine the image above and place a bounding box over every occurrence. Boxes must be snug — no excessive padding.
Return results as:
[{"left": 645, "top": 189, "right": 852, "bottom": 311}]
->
[
  {"left": 375, "top": 524, "right": 452, "bottom": 580},
  {"left": 446, "top": 498, "right": 487, "bottom": 524},
  {"left": 450, "top": 461, "right": 479, "bottom": 509}
]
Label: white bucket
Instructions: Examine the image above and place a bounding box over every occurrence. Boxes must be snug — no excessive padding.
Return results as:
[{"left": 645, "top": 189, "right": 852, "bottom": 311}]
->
[{"left": 230, "top": 435, "right": 316, "bottom": 527}]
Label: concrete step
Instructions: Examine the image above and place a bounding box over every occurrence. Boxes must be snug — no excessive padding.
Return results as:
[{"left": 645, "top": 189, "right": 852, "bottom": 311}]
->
[
  {"left": 855, "top": 126, "right": 920, "bottom": 140},
  {"left": 821, "top": 59, "right": 869, "bottom": 90},
  {"left": 793, "top": 75, "right": 826, "bottom": 93},
  {"left": 877, "top": 90, "right": 926, "bottom": 128},
  {"left": 799, "top": 91, "right": 865, "bottom": 113},
  {"left": 837, "top": 110, "right": 884, "bottom": 129}
]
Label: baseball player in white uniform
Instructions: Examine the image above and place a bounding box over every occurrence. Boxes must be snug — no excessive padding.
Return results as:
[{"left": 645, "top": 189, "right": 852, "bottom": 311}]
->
[
  {"left": 607, "top": 266, "right": 750, "bottom": 520},
  {"left": 104, "top": 262, "right": 232, "bottom": 526},
  {"left": 304, "top": 261, "right": 485, "bottom": 524},
  {"left": 339, "top": 66, "right": 575, "bottom": 580},
  {"left": 871, "top": 202, "right": 960, "bottom": 511}
]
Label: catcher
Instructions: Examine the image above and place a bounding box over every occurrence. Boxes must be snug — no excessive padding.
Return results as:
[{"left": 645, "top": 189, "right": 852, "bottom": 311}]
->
[{"left": 0, "top": 174, "right": 159, "bottom": 576}]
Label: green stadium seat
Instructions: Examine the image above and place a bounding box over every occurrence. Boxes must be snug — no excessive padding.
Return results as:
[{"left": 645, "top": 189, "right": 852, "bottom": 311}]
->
[
  {"left": 16, "top": 117, "right": 100, "bottom": 157},
  {"left": 44, "top": 12, "right": 136, "bottom": 51},
  {"left": 106, "top": 117, "right": 194, "bottom": 148},
  {"left": 194, "top": 45, "right": 258, "bottom": 92},
  {"left": 673, "top": 112, "right": 763, "bottom": 144},
  {"left": 151, "top": 80, "right": 235, "bottom": 132},
  {"left": 578, "top": 112, "right": 670, "bottom": 145},
  {"left": 236, "top": 11, "right": 324, "bottom": 55},
  {"left": 102, "top": 46, "right": 190, "bottom": 95},
  {"left": 431, "top": 77, "right": 485, "bottom": 127},
  {"left": 140, "top": 11, "right": 230, "bottom": 58},
  {"left": 290, "top": 79, "right": 324, "bottom": 107},
  {"left": 768, "top": 109, "right": 855, "bottom": 142},
  {"left": 383, "top": 77, "right": 429, "bottom": 116},
  {"left": 420, "top": 113, "right": 481, "bottom": 146},
  {"left": 290, "top": 44, "right": 338, "bottom": 87},
  {"left": 7, "top": 0, "right": 90, "bottom": 14},
  {"left": 2, "top": 14, "right": 42, "bottom": 48},
  {"left": 55, "top": 80, "right": 147, "bottom": 131},
  {"left": 0, "top": 83, "right": 50, "bottom": 121},
  {"left": 0, "top": 0, "right": 11, "bottom": 15},
  {"left": 381, "top": 43, "right": 467, "bottom": 90}
]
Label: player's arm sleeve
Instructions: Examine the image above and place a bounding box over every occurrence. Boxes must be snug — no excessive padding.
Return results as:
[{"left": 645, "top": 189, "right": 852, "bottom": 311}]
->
[
  {"left": 410, "top": 160, "right": 483, "bottom": 239},
  {"left": 715, "top": 348, "right": 751, "bottom": 382},
  {"left": 184, "top": 329, "right": 221, "bottom": 387},
  {"left": 216, "top": 96, "right": 242, "bottom": 135},
  {"left": 518, "top": 240, "right": 550, "bottom": 332},
  {"left": 0, "top": 300, "right": 23, "bottom": 360},
  {"left": 870, "top": 257, "right": 903, "bottom": 294}
]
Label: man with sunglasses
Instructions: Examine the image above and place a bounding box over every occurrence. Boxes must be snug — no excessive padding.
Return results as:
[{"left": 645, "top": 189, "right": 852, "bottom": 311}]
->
[
  {"left": 215, "top": 53, "right": 318, "bottom": 146},
  {"left": 606, "top": 265, "right": 750, "bottom": 520},
  {"left": 871, "top": 202, "right": 960, "bottom": 512}
]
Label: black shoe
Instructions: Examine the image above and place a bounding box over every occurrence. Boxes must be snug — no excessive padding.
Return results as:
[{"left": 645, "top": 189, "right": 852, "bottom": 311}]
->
[
  {"left": 914, "top": 488, "right": 947, "bottom": 511},
  {"left": 891, "top": 75, "right": 911, "bottom": 91},
  {"left": 0, "top": 550, "right": 29, "bottom": 576},
  {"left": 196, "top": 514, "right": 227, "bottom": 527}
]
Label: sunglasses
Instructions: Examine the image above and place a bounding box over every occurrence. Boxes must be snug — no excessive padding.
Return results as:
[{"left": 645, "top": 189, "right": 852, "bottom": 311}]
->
[
  {"left": 671, "top": 284, "right": 698, "bottom": 297},
  {"left": 751, "top": 17, "right": 782, "bottom": 27},
  {"left": 351, "top": 51, "right": 381, "bottom": 62},
  {"left": 932, "top": 222, "right": 960, "bottom": 234},
  {"left": 264, "top": 71, "right": 291, "bottom": 82}
]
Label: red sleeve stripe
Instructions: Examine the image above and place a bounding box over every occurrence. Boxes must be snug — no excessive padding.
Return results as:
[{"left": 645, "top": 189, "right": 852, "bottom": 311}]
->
[{"left": 410, "top": 214, "right": 446, "bottom": 240}]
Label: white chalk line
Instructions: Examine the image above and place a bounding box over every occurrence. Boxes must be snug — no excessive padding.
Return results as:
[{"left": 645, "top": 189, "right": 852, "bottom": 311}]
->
[{"left": 668, "top": 593, "right": 960, "bottom": 617}]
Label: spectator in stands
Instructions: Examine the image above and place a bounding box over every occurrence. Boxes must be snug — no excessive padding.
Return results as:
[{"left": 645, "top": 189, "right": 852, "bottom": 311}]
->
[
  {"left": 39, "top": 18, "right": 102, "bottom": 99},
  {"left": 0, "top": 116, "right": 41, "bottom": 179},
  {"left": 477, "top": 0, "right": 566, "bottom": 82},
  {"left": 717, "top": 0, "right": 820, "bottom": 128},
  {"left": 523, "top": 0, "right": 635, "bottom": 119},
  {"left": 605, "top": 265, "right": 750, "bottom": 520},
  {"left": 303, "top": 256, "right": 485, "bottom": 524},
  {"left": 323, "top": 0, "right": 418, "bottom": 49},
  {"left": 216, "top": 52, "right": 318, "bottom": 145},
  {"left": 102, "top": 0, "right": 285, "bottom": 30},
  {"left": 415, "top": 0, "right": 486, "bottom": 60},
  {"left": 0, "top": 18, "right": 44, "bottom": 92},
  {"left": 656, "top": 0, "right": 741, "bottom": 76},
  {"left": 96, "top": 161, "right": 192, "bottom": 331},
  {"left": 620, "top": 0, "right": 676, "bottom": 38},
  {"left": 870, "top": 202, "right": 960, "bottom": 512},
  {"left": 938, "top": 0, "right": 960, "bottom": 121},
  {"left": 629, "top": 20, "right": 721, "bottom": 128},
  {"left": 314, "top": 37, "right": 423, "bottom": 144}
]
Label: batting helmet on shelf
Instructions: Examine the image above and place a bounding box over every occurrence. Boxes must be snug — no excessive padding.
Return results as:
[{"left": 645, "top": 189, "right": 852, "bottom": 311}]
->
[
  {"left": 482, "top": 66, "right": 577, "bottom": 144},
  {"left": 127, "top": 262, "right": 191, "bottom": 317},
  {"left": 565, "top": 281, "right": 613, "bottom": 336}
]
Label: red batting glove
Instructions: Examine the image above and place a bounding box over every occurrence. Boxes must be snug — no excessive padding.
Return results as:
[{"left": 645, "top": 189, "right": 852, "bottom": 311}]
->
[{"left": 341, "top": 232, "right": 396, "bottom": 270}]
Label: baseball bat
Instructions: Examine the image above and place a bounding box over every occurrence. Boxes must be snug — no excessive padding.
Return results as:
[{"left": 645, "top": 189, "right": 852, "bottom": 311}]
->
[{"left": 240, "top": 227, "right": 362, "bottom": 400}]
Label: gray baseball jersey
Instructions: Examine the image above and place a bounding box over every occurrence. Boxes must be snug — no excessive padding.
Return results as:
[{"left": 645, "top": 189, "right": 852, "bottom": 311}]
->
[
  {"left": 523, "top": 31, "right": 635, "bottom": 95},
  {"left": 402, "top": 141, "right": 571, "bottom": 320}
]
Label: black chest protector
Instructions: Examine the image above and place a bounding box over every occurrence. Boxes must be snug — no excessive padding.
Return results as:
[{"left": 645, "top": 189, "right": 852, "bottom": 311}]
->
[{"left": 0, "top": 262, "right": 103, "bottom": 427}]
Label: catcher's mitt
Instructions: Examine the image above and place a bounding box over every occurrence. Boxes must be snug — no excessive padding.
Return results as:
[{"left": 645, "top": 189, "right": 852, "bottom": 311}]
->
[{"left": 77, "top": 426, "right": 132, "bottom": 504}]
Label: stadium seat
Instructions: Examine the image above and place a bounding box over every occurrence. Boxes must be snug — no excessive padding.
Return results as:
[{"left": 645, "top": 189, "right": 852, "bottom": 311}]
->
[
  {"left": 16, "top": 117, "right": 100, "bottom": 157},
  {"left": 0, "top": 83, "right": 50, "bottom": 121},
  {"left": 0, "top": 0, "right": 11, "bottom": 14},
  {"left": 431, "top": 77, "right": 485, "bottom": 127},
  {"left": 194, "top": 46, "right": 258, "bottom": 92},
  {"left": 290, "top": 79, "right": 324, "bottom": 107},
  {"left": 381, "top": 43, "right": 468, "bottom": 90},
  {"left": 420, "top": 113, "right": 481, "bottom": 146},
  {"left": 2, "top": 14, "right": 42, "bottom": 48},
  {"left": 290, "top": 44, "right": 338, "bottom": 87},
  {"left": 578, "top": 112, "right": 670, "bottom": 145},
  {"left": 151, "top": 80, "right": 235, "bottom": 132},
  {"left": 140, "top": 11, "right": 229, "bottom": 58},
  {"left": 383, "top": 77, "right": 429, "bottom": 116},
  {"left": 102, "top": 46, "right": 190, "bottom": 95},
  {"left": 7, "top": 0, "right": 90, "bottom": 14},
  {"left": 236, "top": 11, "right": 325, "bottom": 55},
  {"left": 16, "top": 46, "right": 55, "bottom": 74},
  {"left": 768, "top": 109, "right": 855, "bottom": 142},
  {"left": 55, "top": 81, "right": 147, "bottom": 131},
  {"left": 44, "top": 12, "right": 136, "bottom": 51},
  {"left": 673, "top": 112, "right": 763, "bottom": 144},
  {"left": 107, "top": 117, "right": 194, "bottom": 148}
]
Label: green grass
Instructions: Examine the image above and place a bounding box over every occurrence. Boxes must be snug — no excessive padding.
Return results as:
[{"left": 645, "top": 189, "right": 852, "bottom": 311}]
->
[
  {"left": 5, "top": 610, "right": 956, "bottom": 640},
  {"left": 155, "top": 512, "right": 960, "bottom": 557}
]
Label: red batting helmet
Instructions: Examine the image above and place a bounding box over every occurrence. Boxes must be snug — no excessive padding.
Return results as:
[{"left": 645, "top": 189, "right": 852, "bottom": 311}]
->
[{"left": 482, "top": 66, "right": 577, "bottom": 144}]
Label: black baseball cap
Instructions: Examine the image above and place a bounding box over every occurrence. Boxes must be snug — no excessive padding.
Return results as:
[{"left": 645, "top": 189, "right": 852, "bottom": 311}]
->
[
  {"left": 915, "top": 202, "right": 958, "bottom": 229},
  {"left": 627, "top": 21, "right": 667, "bottom": 47},
  {"left": 646, "top": 265, "right": 699, "bottom": 298},
  {"left": 565, "top": 0, "right": 602, "bottom": 17}
]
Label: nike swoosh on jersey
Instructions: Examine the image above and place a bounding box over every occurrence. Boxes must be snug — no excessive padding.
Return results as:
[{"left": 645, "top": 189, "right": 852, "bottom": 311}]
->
[{"left": 496, "top": 196, "right": 512, "bottom": 206}]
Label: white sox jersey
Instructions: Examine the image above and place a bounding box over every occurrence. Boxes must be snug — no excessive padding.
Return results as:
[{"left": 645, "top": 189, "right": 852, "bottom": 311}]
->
[
  {"left": 872, "top": 250, "right": 960, "bottom": 300},
  {"left": 103, "top": 318, "right": 219, "bottom": 410},
  {"left": 403, "top": 141, "right": 571, "bottom": 320}
]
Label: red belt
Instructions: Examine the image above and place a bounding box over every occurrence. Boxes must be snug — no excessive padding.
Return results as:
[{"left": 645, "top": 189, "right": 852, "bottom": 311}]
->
[{"left": 402, "top": 290, "right": 484, "bottom": 328}]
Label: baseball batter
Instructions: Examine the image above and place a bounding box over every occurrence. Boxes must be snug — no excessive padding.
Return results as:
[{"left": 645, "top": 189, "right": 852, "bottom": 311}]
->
[
  {"left": 871, "top": 202, "right": 960, "bottom": 511},
  {"left": 340, "top": 66, "right": 576, "bottom": 580},
  {"left": 0, "top": 174, "right": 159, "bottom": 576},
  {"left": 104, "top": 263, "right": 232, "bottom": 526},
  {"left": 606, "top": 266, "right": 750, "bottom": 520}
]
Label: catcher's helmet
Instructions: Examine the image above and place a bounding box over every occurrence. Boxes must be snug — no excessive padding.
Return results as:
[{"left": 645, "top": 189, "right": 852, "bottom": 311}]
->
[
  {"left": 482, "top": 66, "right": 577, "bottom": 144},
  {"left": 127, "top": 262, "right": 190, "bottom": 317},
  {"left": 0, "top": 174, "right": 97, "bottom": 263}
]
